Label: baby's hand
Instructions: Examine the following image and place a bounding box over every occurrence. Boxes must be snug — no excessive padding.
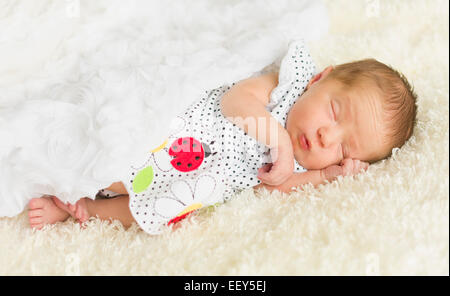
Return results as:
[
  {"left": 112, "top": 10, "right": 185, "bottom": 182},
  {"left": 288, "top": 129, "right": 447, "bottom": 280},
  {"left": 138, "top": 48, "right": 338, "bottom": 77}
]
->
[
  {"left": 321, "top": 158, "right": 369, "bottom": 181},
  {"left": 257, "top": 137, "right": 294, "bottom": 186}
]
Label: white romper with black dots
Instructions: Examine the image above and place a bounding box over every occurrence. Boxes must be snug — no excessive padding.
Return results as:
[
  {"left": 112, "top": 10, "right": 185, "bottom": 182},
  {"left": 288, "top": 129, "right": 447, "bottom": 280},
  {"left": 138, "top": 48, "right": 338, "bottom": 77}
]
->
[{"left": 122, "top": 39, "right": 316, "bottom": 234}]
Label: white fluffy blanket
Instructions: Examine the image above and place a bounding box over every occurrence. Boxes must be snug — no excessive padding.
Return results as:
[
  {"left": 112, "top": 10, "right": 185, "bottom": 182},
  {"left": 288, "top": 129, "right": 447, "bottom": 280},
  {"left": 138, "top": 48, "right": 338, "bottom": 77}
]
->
[{"left": 0, "top": 0, "right": 448, "bottom": 275}]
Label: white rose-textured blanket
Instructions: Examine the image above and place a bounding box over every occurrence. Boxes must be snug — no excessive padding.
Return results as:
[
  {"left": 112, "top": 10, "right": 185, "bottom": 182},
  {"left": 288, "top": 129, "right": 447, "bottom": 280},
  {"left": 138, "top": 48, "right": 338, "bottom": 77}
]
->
[{"left": 0, "top": 0, "right": 328, "bottom": 217}]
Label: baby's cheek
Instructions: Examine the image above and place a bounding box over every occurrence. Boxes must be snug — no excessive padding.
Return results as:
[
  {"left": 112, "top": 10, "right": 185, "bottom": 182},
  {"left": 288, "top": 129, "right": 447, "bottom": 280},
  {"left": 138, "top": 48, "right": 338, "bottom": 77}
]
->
[{"left": 313, "top": 151, "right": 339, "bottom": 170}]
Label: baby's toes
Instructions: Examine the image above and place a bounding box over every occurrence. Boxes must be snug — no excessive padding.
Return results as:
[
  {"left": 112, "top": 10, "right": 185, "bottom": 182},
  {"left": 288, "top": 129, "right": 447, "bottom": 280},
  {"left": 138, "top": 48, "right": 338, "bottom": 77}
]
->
[
  {"left": 30, "top": 223, "right": 44, "bottom": 230},
  {"left": 362, "top": 162, "right": 370, "bottom": 170},
  {"left": 75, "top": 199, "right": 90, "bottom": 223},
  {"left": 75, "top": 206, "right": 88, "bottom": 223},
  {"left": 69, "top": 204, "right": 77, "bottom": 214},
  {"left": 28, "top": 209, "right": 43, "bottom": 228},
  {"left": 29, "top": 216, "right": 44, "bottom": 229},
  {"left": 28, "top": 209, "right": 43, "bottom": 218}
]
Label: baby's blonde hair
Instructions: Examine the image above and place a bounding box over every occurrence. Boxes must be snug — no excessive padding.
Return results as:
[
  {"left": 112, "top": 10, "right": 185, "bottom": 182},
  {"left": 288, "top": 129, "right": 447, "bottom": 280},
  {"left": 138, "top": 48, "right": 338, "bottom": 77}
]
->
[{"left": 326, "top": 58, "right": 418, "bottom": 162}]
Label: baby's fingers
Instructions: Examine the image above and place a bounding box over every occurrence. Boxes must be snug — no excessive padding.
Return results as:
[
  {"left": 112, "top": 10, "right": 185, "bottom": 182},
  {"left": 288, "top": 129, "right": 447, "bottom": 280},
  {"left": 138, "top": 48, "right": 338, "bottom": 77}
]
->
[
  {"left": 257, "top": 166, "right": 279, "bottom": 185},
  {"left": 359, "top": 161, "right": 370, "bottom": 171},
  {"left": 340, "top": 158, "right": 354, "bottom": 176},
  {"left": 341, "top": 158, "right": 370, "bottom": 175},
  {"left": 257, "top": 170, "right": 276, "bottom": 185},
  {"left": 258, "top": 163, "right": 272, "bottom": 174},
  {"left": 353, "top": 159, "right": 370, "bottom": 174},
  {"left": 257, "top": 164, "right": 290, "bottom": 186}
]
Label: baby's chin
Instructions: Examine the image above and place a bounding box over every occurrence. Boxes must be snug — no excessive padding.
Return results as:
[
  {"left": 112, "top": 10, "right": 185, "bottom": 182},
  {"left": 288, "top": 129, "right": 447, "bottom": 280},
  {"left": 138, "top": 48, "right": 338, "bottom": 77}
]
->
[
  {"left": 294, "top": 154, "right": 312, "bottom": 170},
  {"left": 294, "top": 154, "right": 326, "bottom": 170}
]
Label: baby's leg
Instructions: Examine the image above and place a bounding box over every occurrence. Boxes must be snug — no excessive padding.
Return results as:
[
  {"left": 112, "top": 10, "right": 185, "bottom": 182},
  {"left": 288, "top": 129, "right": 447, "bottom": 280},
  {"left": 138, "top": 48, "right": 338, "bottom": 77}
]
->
[
  {"left": 104, "top": 181, "right": 128, "bottom": 195},
  {"left": 53, "top": 195, "right": 136, "bottom": 229}
]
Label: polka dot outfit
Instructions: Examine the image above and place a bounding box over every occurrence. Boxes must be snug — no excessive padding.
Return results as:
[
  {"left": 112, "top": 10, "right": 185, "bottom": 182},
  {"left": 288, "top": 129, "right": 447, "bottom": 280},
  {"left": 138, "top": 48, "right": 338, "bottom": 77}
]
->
[
  {"left": 95, "top": 189, "right": 126, "bottom": 200},
  {"left": 123, "top": 39, "right": 316, "bottom": 234}
]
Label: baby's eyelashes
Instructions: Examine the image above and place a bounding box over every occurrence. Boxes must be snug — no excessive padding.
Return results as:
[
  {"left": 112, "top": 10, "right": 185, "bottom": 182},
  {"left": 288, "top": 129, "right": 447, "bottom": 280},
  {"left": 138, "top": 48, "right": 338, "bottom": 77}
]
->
[{"left": 330, "top": 101, "right": 337, "bottom": 121}]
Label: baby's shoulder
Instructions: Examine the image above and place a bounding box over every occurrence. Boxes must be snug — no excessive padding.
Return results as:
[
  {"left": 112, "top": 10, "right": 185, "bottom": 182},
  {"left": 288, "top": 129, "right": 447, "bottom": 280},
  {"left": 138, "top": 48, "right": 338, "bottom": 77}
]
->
[{"left": 228, "top": 71, "right": 279, "bottom": 107}]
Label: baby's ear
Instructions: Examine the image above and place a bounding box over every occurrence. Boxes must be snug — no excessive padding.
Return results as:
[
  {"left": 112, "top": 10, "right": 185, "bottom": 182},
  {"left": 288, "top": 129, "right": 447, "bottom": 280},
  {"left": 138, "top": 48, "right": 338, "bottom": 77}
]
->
[{"left": 305, "top": 66, "right": 334, "bottom": 90}]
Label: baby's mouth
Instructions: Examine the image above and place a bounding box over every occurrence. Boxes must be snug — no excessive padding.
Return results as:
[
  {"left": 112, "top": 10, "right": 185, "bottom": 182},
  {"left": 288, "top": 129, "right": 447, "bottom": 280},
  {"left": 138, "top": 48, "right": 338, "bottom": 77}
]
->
[{"left": 299, "top": 134, "right": 310, "bottom": 151}]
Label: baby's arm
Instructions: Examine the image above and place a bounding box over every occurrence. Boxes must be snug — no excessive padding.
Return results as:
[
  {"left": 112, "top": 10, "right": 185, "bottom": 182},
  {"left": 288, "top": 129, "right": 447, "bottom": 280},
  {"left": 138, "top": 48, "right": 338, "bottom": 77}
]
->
[
  {"left": 220, "top": 72, "right": 286, "bottom": 149},
  {"left": 221, "top": 72, "right": 294, "bottom": 185},
  {"left": 105, "top": 181, "right": 128, "bottom": 195},
  {"left": 254, "top": 158, "right": 369, "bottom": 193},
  {"left": 254, "top": 170, "right": 324, "bottom": 193}
]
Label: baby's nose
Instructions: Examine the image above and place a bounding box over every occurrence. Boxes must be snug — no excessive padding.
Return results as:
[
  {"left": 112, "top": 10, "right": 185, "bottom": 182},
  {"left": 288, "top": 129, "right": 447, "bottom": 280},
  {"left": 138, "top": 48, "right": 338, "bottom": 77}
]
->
[{"left": 318, "top": 126, "right": 340, "bottom": 148}]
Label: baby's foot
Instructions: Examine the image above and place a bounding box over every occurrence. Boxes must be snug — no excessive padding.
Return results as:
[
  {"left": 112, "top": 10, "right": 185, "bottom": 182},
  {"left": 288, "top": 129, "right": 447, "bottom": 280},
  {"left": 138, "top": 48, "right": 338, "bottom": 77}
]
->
[
  {"left": 52, "top": 196, "right": 91, "bottom": 225},
  {"left": 28, "top": 195, "right": 71, "bottom": 230}
]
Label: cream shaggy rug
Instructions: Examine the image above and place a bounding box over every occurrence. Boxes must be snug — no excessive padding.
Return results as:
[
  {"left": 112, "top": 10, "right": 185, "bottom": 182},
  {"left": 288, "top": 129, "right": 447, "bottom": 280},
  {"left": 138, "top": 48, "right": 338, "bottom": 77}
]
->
[{"left": 0, "top": 0, "right": 448, "bottom": 275}]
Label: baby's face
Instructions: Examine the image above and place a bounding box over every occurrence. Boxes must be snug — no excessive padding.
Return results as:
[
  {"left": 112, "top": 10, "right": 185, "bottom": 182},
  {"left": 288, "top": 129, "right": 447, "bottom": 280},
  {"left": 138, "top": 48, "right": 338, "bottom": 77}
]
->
[{"left": 286, "top": 67, "right": 388, "bottom": 170}]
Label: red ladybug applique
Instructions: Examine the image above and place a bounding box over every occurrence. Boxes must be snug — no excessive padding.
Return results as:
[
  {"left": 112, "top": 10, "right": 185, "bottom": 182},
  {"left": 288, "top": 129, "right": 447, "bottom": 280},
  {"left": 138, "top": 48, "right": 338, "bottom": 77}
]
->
[{"left": 168, "top": 137, "right": 205, "bottom": 172}]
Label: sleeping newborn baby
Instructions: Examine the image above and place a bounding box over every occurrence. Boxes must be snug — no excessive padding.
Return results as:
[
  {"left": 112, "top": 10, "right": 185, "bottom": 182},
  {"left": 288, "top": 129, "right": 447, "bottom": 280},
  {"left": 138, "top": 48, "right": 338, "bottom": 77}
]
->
[{"left": 27, "top": 40, "right": 417, "bottom": 234}]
